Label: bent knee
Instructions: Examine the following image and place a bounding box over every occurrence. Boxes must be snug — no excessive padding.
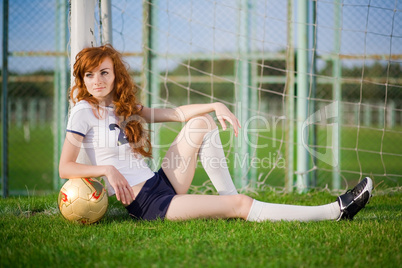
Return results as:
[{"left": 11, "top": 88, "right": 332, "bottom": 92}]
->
[{"left": 187, "top": 114, "right": 217, "bottom": 131}]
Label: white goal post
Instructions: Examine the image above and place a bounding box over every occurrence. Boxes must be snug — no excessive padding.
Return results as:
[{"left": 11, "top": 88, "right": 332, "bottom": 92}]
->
[{"left": 69, "top": 0, "right": 112, "bottom": 166}]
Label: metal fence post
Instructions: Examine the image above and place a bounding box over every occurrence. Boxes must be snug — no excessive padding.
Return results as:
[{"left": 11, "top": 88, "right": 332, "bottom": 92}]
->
[
  {"left": 235, "top": 0, "right": 252, "bottom": 189},
  {"left": 332, "top": 1, "right": 342, "bottom": 190},
  {"left": 53, "top": 0, "right": 68, "bottom": 190},
  {"left": 1, "top": 0, "right": 9, "bottom": 198},
  {"left": 285, "top": 0, "right": 295, "bottom": 193},
  {"left": 143, "top": 0, "right": 160, "bottom": 169},
  {"left": 296, "top": 0, "right": 310, "bottom": 193}
]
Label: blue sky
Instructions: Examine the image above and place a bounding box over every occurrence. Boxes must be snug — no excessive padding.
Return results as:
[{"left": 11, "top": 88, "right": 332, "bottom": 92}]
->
[{"left": 1, "top": 0, "right": 401, "bottom": 73}]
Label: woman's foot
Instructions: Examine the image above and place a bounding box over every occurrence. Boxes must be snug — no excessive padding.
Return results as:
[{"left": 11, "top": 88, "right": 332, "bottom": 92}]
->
[{"left": 336, "top": 177, "right": 373, "bottom": 220}]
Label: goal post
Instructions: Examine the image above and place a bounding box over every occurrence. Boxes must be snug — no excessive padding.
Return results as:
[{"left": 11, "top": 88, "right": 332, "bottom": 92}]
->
[
  {"left": 100, "top": 0, "right": 113, "bottom": 45},
  {"left": 70, "top": 0, "right": 97, "bottom": 80},
  {"left": 69, "top": 0, "right": 97, "bottom": 169},
  {"left": 68, "top": 0, "right": 114, "bottom": 171}
]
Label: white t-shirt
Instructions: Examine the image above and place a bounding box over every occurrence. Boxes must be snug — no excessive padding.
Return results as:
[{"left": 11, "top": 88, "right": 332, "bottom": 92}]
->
[{"left": 66, "top": 100, "right": 155, "bottom": 196}]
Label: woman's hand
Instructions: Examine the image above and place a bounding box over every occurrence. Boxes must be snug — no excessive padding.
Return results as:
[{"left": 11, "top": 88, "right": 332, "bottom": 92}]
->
[
  {"left": 105, "top": 165, "right": 135, "bottom": 206},
  {"left": 214, "top": 102, "right": 241, "bottom": 137}
]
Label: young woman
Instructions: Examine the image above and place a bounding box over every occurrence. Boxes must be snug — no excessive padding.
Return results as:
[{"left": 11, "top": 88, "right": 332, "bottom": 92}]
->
[{"left": 59, "top": 45, "right": 372, "bottom": 222}]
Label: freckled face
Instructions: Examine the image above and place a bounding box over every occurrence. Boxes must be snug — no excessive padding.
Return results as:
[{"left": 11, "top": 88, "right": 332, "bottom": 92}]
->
[{"left": 84, "top": 57, "right": 115, "bottom": 105}]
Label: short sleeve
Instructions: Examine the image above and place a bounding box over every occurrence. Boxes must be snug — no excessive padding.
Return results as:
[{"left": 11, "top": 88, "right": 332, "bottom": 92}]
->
[{"left": 66, "top": 102, "right": 93, "bottom": 137}]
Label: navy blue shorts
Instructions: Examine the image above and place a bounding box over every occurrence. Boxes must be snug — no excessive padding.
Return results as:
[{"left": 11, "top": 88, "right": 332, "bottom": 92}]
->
[{"left": 125, "top": 168, "right": 176, "bottom": 221}]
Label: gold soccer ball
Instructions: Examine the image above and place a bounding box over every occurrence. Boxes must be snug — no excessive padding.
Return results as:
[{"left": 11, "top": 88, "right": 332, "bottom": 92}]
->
[{"left": 58, "top": 178, "right": 108, "bottom": 224}]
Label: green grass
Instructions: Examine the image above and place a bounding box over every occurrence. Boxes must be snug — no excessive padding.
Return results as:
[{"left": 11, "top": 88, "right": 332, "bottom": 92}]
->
[
  {"left": 1, "top": 189, "right": 401, "bottom": 267},
  {"left": 2, "top": 124, "right": 54, "bottom": 193}
]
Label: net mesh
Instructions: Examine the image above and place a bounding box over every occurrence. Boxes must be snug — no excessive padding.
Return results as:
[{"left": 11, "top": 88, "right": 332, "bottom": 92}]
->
[
  {"left": 108, "top": 0, "right": 401, "bottom": 192},
  {"left": 2, "top": 0, "right": 401, "bottom": 195}
]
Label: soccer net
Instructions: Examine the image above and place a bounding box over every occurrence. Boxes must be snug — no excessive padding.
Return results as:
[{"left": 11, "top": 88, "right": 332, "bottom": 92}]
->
[{"left": 70, "top": 0, "right": 402, "bottom": 194}]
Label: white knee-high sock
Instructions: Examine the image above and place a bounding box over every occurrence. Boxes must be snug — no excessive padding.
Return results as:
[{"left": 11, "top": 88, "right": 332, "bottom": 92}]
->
[
  {"left": 198, "top": 127, "right": 238, "bottom": 195},
  {"left": 247, "top": 199, "right": 341, "bottom": 222}
]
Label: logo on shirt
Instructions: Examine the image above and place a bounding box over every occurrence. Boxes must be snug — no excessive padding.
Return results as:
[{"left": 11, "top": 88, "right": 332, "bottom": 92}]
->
[{"left": 109, "top": 124, "right": 129, "bottom": 146}]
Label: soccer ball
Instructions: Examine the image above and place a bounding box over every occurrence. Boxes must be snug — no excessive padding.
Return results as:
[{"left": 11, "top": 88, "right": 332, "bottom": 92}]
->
[{"left": 58, "top": 178, "right": 109, "bottom": 224}]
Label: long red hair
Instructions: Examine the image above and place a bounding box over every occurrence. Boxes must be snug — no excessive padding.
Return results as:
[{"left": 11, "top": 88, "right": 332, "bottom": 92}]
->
[{"left": 70, "top": 45, "right": 152, "bottom": 158}]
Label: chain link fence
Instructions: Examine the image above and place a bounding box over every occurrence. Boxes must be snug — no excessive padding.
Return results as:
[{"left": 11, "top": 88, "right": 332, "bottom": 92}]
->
[
  {"left": 1, "top": 0, "right": 401, "bottom": 196},
  {"left": 1, "top": 0, "right": 67, "bottom": 195}
]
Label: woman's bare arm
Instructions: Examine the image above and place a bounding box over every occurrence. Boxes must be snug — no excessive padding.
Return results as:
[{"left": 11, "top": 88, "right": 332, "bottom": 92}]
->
[
  {"left": 58, "top": 132, "right": 135, "bottom": 205},
  {"left": 140, "top": 102, "right": 240, "bottom": 136}
]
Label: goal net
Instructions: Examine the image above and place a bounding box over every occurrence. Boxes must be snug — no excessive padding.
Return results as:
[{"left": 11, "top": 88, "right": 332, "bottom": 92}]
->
[{"left": 69, "top": 0, "right": 402, "bottom": 193}]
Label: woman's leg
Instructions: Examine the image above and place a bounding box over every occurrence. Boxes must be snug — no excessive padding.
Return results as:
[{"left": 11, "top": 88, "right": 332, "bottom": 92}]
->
[
  {"left": 246, "top": 177, "right": 372, "bottom": 222},
  {"left": 169, "top": 178, "right": 375, "bottom": 222},
  {"left": 165, "top": 193, "right": 340, "bottom": 222},
  {"left": 164, "top": 177, "right": 373, "bottom": 222},
  {"left": 162, "top": 114, "right": 236, "bottom": 195},
  {"left": 198, "top": 127, "right": 238, "bottom": 195},
  {"left": 246, "top": 199, "right": 341, "bottom": 222},
  {"left": 161, "top": 115, "right": 367, "bottom": 222},
  {"left": 165, "top": 194, "right": 254, "bottom": 220},
  {"left": 162, "top": 114, "right": 214, "bottom": 194}
]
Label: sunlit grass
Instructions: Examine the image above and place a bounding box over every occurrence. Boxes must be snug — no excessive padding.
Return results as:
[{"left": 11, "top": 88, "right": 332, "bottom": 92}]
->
[{"left": 1, "top": 189, "right": 400, "bottom": 267}]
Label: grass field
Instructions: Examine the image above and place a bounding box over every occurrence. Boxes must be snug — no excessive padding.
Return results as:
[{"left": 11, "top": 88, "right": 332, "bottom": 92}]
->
[
  {"left": 0, "top": 188, "right": 400, "bottom": 267},
  {"left": 1, "top": 124, "right": 401, "bottom": 266}
]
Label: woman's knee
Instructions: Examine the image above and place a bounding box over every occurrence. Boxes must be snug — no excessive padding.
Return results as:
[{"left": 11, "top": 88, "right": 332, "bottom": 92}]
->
[{"left": 186, "top": 114, "right": 217, "bottom": 132}]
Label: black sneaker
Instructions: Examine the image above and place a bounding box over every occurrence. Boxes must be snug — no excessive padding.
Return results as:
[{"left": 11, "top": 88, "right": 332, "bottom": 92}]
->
[{"left": 336, "top": 177, "right": 373, "bottom": 221}]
